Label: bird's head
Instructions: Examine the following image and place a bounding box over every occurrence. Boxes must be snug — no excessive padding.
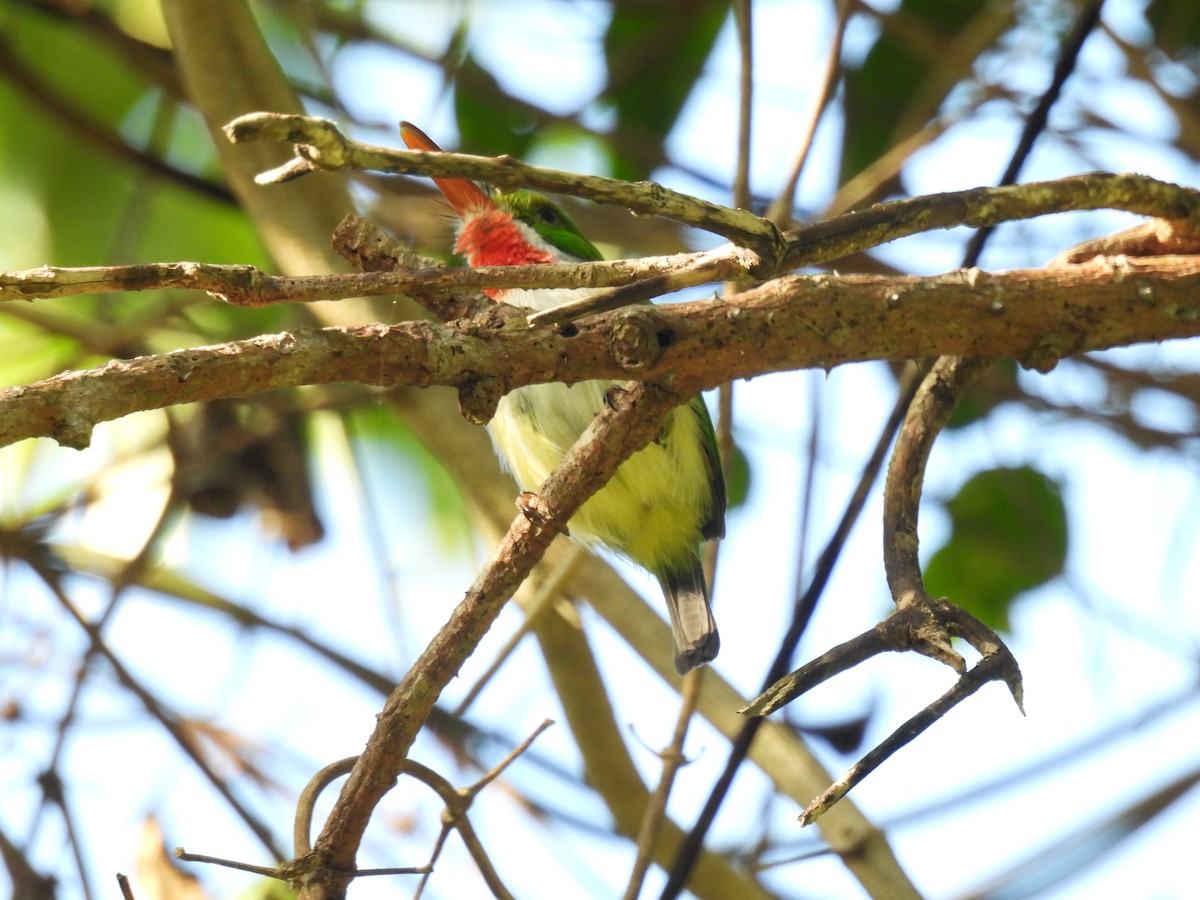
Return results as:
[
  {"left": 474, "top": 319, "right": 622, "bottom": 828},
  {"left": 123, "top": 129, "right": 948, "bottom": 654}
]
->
[{"left": 400, "top": 122, "right": 602, "bottom": 268}]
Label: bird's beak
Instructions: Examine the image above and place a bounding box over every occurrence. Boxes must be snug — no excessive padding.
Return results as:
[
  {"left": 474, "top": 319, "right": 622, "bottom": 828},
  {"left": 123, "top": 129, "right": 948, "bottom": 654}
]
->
[{"left": 400, "top": 121, "right": 495, "bottom": 217}]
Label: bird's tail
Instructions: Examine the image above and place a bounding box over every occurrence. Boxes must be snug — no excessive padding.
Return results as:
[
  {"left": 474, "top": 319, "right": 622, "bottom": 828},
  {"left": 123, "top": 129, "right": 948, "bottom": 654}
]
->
[{"left": 658, "top": 559, "right": 719, "bottom": 674}]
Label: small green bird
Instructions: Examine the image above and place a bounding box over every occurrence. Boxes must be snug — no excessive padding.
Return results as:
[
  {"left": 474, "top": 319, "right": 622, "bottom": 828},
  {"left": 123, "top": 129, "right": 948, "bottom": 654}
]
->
[{"left": 401, "top": 123, "right": 726, "bottom": 673}]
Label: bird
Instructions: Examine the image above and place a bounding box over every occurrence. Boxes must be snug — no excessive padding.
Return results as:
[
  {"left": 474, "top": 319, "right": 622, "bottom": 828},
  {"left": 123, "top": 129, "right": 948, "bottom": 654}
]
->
[{"left": 400, "top": 122, "right": 726, "bottom": 673}]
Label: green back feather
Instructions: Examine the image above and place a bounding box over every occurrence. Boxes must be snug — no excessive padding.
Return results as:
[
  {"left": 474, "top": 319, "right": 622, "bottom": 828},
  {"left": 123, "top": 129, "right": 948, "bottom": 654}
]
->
[{"left": 689, "top": 394, "right": 726, "bottom": 541}]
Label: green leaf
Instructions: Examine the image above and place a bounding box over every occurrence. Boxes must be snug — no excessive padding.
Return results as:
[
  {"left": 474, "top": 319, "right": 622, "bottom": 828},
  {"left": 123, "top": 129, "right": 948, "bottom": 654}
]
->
[
  {"left": 840, "top": 0, "right": 1009, "bottom": 190},
  {"left": 924, "top": 465, "right": 1068, "bottom": 631},
  {"left": 724, "top": 440, "right": 751, "bottom": 510},
  {"left": 602, "top": 1, "right": 728, "bottom": 180},
  {"left": 454, "top": 52, "right": 540, "bottom": 159},
  {"left": 1145, "top": 0, "right": 1200, "bottom": 58},
  {"left": 1, "top": 5, "right": 164, "bottom": 265},
  {"left": 945, "top": 359, "right": 1020, "bottom": 429}
]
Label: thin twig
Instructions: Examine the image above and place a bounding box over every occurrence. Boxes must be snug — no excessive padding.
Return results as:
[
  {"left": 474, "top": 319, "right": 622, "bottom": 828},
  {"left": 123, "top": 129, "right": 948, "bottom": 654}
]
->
[
  {"left": 524, "top": 251, "right": 742, "bottom": 327},
  {"left": 642, "top": 10, "right": 756, "bottom": 893},
  {"left": 961, "top": 0, "right": 1107, "bottom": 265},
  {"left": 797, "top": 650, "right": 1013, "bottom": 825},
  {"left": 0, "top": 254, "right": 716, "bottom": 306},
  {"left": 796, "top": 5, "right": 1110, "bottom": 768},
  {"left": 403, "top": 760, "right": 515, "bottom": 900},
  {"left": 291, "top": 725, "right": 550, "bottom": 896},
  {"left": 622, "top": 670, "right": 705, "bottom": 900},
  {"left": 413, "top": 722, "right": 552, "bottom": 900},
  {"left": 745, "top": 6, "right": 1111, "bottom": 785},
  {"left": 467, "top": 719, "right": 555, "bottom": 796},
  {"left": 6, "top": 173, "right": 1197, "bottom": 320},
  {"left": 882, "top": 358, "right": 990, "bottom": 610},
  {"left": 780, "top": 9, "right": 1114, "bottom": 784},
  {"left": 294, "top": 757, "right": 357, "bottom": 857},
  {"left": 174, "top": 850, "right": 280, "bottom": 877},
  {"left": 731, "top": 0, "right": 754, "bottom": 212},
  {"left": 765, "top": 0, "right": 851, "bottom": 225},
  {"left": 740, "top": 359, "right": 1025, "bottom": 827},
  {"left": 663, "top": 366, "right": 926, "bottom": 899},
  {"left": 782, "top": 172, "right": 1200, "bottom": 270},
  {"left": 25, "top": 559, "right": 287, "bottom": 861},
  {"left": 827, "top": 116, "right": 953, "bottom": 217}
]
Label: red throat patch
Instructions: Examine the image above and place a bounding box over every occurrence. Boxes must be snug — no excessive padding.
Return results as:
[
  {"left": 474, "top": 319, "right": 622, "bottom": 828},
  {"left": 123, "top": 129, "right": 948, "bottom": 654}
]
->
[{"left": 456, "top": 209, "right": 556, "bottom": 274}]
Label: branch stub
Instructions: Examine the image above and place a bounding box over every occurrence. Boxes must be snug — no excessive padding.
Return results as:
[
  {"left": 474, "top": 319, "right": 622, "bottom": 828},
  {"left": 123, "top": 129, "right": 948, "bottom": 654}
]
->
[{"left": 608, "top": 306, "right": 668, "bottom": 372}]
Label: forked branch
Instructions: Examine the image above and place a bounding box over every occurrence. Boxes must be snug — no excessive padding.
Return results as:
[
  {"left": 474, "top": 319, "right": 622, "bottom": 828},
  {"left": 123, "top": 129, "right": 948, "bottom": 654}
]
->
[{"left": 745, "top": 357, "right": 1024, "bottom": 824}]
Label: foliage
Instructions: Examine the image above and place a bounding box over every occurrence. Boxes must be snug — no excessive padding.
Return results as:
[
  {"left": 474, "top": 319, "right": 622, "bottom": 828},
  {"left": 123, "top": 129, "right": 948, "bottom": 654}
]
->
[{"left": 924, "top": 465, "right": 1068, "bottom": 632}]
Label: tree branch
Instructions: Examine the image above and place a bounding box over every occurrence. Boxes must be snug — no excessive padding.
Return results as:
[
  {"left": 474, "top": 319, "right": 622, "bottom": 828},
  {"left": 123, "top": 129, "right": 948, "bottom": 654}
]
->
[
  {"left": 300, "top": 382, "right": 684, "bottom": 896},
  {"left": 0, "top": 250, "right": 734, "bottom": 309},
  {"left": 780, "top": 173, "right": 1200, "bottom": 270},
  {"left": 225, "top": 112, "right": 1200, "bottom": 282},
  {"left": 744, "top": 357, "right": 1026, "bottom": 825},
  {"left": 4, "top": 255, "right": 1199, "bottom": 451},
  {"left": 224, "top": 112, "right": 785, "bottom": 262}
]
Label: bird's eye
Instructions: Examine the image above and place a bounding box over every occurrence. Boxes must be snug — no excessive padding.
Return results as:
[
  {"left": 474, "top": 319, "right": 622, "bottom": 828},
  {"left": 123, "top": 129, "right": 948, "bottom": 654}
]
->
[{"left": 536, "top": 204, "right": 561, "bottom": 226}]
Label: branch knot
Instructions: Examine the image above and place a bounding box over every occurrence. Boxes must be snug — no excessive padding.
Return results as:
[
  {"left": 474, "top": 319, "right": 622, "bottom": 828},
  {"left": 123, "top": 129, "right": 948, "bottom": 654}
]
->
[{"left": 608, "top": 307, "right": 668, "bottom": 372}]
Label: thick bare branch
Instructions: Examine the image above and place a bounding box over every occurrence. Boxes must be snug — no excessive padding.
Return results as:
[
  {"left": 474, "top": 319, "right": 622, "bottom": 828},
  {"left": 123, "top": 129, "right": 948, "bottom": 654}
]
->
[{"left": 4, "top": 255, "right": 1199, "bottom": 451}]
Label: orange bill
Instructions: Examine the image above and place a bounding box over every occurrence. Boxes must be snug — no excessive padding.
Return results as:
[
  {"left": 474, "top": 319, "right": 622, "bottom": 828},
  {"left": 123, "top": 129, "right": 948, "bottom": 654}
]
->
[{"left": 399, "top": 121, "right": 494, "bottom": 216}]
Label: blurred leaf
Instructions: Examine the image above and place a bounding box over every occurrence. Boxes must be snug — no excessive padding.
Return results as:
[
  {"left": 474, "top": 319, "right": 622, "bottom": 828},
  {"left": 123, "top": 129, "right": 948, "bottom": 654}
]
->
[
  {"left": 841, "top": 0, "right": 1004, "bottom": 192},
  {"left": 97, "top": 0, "right": 170, "bottom": 47},
  {"left": 168, "top": 400, "right": 325, "bottom": 551},
  {"left": 343, "top": 404, "right": 475, "bottom": 553},
  {"left": 454, "top": 52, "right": 540, "bottom": 159},
  {"left": 1145, "top": 0, "right": 1200, "bottom": 59},
  {"left": 0, "top": 822, "right": 56, "bottom": 897},
  {"left": 724, "top": 439, "right": 751, "bottom": 510},
  {"left": 136, "top": 817, "right": 209, "bottom": 900},
  {"left": 2, "top": 6, "right": 159, "bottom": 265},
  {"left": 796, "top": 710, "right": 872, "bottom": 756},
  {"left": 0, "top": 316, "right": 78, "bottom": 389},
  {"left": 946, "top": 359, "right": 1021, "bottom": 429},
  {"left": 136, "top": 174, "right": 268, "bottom": 269},
  {"left": 924, "top": 465, "right": 1067, "bottom": 631},
  {"left": 602, "top": 1, "right": 728, "bottom": 180}
]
